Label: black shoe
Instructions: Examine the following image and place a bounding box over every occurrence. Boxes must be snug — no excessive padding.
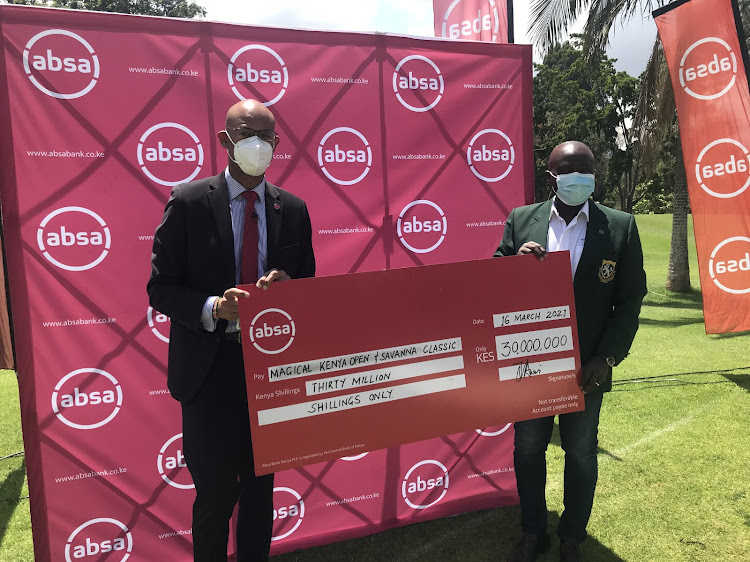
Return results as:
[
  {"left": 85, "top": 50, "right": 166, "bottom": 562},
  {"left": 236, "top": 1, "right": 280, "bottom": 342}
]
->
[
  {"left": 506, "top": 531, "right": 550, "bottom": 562},
  {"left": 560, "top": 539, "right": 581, "bottom": 562}
]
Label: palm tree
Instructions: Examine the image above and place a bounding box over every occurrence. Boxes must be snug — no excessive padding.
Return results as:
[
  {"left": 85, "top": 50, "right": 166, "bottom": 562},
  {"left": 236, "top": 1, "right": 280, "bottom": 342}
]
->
[{"left": 528, "top": 0, "right": 692, "bottom": 292}]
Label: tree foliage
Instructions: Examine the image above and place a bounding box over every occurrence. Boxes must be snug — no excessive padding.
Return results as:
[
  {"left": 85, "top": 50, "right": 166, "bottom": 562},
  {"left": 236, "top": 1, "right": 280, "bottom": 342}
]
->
[
  {"left": 4, "top": 0, "right": 205, "bottom": 18},
  {"left": 533, "top": 39, "right": 642, "bottom": 209}
]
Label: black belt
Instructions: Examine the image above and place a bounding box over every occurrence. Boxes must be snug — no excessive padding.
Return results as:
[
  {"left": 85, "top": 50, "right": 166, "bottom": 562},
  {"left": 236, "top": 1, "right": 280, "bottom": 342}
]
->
[{"left": 222, "top": 331, "right": 242, "bottom": 344}]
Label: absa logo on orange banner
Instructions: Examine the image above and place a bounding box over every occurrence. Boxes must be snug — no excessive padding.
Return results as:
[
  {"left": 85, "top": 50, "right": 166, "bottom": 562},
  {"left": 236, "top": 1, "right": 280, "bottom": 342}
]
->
[
  {"left": 709, "top": 237, "right": 750, "bottom": 294},
  {"left": 694, "top": 138, "right": 750, "bottom": 198},
  {"left": 679, "top": 37, "right": 738, "bottom": 100}
]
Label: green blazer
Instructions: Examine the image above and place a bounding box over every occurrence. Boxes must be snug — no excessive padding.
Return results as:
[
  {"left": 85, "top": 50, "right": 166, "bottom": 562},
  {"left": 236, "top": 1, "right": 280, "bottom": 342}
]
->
[{"left": 495, "top": 199, "right": 647, "bottom": 392}]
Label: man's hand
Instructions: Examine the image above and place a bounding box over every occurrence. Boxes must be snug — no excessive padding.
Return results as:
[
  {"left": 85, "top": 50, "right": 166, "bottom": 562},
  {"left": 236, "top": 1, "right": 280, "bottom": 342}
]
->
[
  {"left": 215, "top": 287, "right": 250, "bottom": 321},
  {"left": 256, "top": 268, "right": 290, "bottom": 290},
  {"left": 518, "top": 241, "right": 547, "bottom": 261},
  {"left": 580, "top": 356, "right": 609, "bottom": 394}
]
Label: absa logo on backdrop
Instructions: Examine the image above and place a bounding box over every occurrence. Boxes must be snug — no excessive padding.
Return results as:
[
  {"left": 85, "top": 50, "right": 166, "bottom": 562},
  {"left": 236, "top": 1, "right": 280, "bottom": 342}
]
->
[
  {"left": 272, "top": 487, "right": 305, "bottom": 541},
  {"left": 250, "top": 308, "right": 296, "bottom": 355},
  {"left": 37, "top": 207, "right": 111, "bottom": 272},
  {"left": 679, "top": 37, "right": 737, "bottom": 100},
  {"left": 147, "top": 306, "right": 170, "bottom": 343},
  {"left": 157, "top": 433, "right": 194, "bottom": 490},
  {"left": 709, "top": 237, "right": 750, "bottom": 294},
  {"left": 475, "top": 423, "right": 512, "bottom": 437},
  {"left": 317, "top": 127, "right": 372, "bottom": 186},
  {"left": 440, "top": 0, "right": 501, "bottom": 41},
  {"left": 65, "top": 518, "right": 132, "bottom": 562},
  {"left": 52, "top": 368, "right": 123, "bottom": 430},
  {"left": 392, "top": 55, "right": 444, "bottom": 112},
  {"left": 467, "top": 129, "right": 514, "bottom": 182},
  {"left": 23, "top": 29, "right": 99, "bottom": 99},
  {"left": 401, "top": 460, "right": 449, "bottom": 510},
  {"left": 694, "top": 138, "right": 750, "bottom": 199},
  {"left": 397, "top": 200, "right": 448, "bottom": 254},
  {"left": 228, "top": 44, "right": 288, "bottom": 105},
  {"left": 137, "top": 123, "right": 204, "bottom": 187}
]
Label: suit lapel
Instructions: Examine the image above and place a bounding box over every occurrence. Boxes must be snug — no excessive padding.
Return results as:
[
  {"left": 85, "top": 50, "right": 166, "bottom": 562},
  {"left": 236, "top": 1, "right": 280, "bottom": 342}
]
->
[
  {"left": 574, "top": 201, "right": 607, "bottom": 287},
  {"left": 265, "top": 181, "right": 283, "bottom": 267},
  {"left": 529, "top": 199, "right": 553, "bottom": 247},
  {"left": 207, "top": 172, "right": 236, "bottom": 284}
]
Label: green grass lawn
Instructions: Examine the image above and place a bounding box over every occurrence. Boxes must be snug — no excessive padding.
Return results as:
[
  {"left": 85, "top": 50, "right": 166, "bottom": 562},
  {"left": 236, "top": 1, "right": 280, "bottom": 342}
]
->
[
  {"left": 0, "top": 369, "right": 30, "bottom": 562},
  {"left": 1, "top": 214, "right": 748, "bottom": 561}
]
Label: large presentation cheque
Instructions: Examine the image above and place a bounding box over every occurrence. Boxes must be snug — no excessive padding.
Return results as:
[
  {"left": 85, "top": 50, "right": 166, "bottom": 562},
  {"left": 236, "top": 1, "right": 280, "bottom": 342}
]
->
[{"left": 238, "top": 253, "right": 584, "bottom": 475}]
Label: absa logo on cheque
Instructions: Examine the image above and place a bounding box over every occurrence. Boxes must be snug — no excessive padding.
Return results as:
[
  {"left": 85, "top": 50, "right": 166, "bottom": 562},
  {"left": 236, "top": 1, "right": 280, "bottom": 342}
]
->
[
  {"left": 23, "top": 29, "right": 99, "bottom": 99},
  {"left": 249, "top": 308, "right": 296, "bottom": 355}
]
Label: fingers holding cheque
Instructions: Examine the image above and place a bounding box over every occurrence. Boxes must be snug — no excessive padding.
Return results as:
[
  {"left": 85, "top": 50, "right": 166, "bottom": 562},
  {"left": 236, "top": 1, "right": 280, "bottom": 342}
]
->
[
  {"left": 518, "top": 241, "right": 548, "bottom": 261},
  {"left": 215, "top": 287, "right": 250, "bottom": 322},
  {"left": 215, "top": 270, "right": 289, "bottom": 322},
  {"left": 257, "top": 268, "right": 291, "bottom": 289}
]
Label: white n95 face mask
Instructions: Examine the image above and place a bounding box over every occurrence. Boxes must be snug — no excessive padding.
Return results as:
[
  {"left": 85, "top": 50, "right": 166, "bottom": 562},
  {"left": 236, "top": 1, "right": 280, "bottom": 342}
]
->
[{"left": 225, "top": 134, "right": 274, "bottom": 177}]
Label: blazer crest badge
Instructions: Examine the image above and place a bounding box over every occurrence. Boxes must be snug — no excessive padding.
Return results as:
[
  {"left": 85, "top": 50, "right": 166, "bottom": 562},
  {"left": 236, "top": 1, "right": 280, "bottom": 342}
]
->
[{"left": 598, "top": 259, "right": 616, "bottom": 283}]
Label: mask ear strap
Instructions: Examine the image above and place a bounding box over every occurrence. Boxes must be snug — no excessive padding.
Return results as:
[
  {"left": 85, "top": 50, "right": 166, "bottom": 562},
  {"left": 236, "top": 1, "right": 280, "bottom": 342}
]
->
[
  {"left": 222, "top": 131, "right": 240, "bottom": 165},
  {"left": 221, "top": 130, "right": 236, "bottom": 146}
]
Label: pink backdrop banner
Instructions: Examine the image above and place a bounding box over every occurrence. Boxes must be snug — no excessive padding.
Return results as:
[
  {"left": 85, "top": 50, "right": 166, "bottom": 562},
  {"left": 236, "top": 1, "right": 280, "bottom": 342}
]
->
[{"left": 0, "top": 5, "right": 533, "bottom": 560}]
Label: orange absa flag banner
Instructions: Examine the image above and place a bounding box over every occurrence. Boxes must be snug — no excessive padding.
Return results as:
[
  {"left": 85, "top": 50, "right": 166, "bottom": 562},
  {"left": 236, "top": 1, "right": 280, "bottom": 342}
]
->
[
  {"left": 433, "top": 0, "right": 512, "bottom": 42},
  {"left": 655, "top": 0, "right": 750, "bottom": 334}
]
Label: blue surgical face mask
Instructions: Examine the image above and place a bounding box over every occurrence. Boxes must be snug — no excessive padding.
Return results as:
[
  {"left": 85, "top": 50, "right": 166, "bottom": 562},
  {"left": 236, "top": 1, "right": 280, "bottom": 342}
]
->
[{"left": 549, "top": 171, "right": 595, "bottom": 206}]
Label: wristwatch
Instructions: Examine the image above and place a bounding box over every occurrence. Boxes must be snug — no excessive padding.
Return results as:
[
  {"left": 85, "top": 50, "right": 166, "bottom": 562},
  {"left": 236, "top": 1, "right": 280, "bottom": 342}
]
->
[{"left": 604, "top": 356, "right": 616, "bottom": 367}]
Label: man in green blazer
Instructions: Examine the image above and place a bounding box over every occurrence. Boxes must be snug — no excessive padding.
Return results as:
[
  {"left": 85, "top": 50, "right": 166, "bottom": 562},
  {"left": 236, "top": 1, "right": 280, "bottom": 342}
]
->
[{"left": 496, "top": 141, "right": 647, "bottom": 562}]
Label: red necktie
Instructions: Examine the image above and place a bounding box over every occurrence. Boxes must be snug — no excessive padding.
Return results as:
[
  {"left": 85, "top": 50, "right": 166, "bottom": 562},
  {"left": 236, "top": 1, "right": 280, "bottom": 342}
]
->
[{"left": 240, "top": 190, "right": 259, "bottom": 284}]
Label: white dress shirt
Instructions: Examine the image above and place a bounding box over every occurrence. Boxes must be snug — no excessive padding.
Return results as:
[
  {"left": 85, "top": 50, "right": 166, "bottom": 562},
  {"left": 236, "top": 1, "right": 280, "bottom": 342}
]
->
[
  {"left": 200, "top": 169, "right": 268, "bottom": 332},
  {"left": 547, "top": 200, "right": 589, "bottom": 277}
]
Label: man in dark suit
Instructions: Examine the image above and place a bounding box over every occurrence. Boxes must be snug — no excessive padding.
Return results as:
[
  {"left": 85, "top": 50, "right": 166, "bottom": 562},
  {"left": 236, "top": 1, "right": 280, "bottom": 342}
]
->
[
  {"left": 496, "top": 141, "right": 646, "bottom": 562},
  {"left": 148, "top": 99, "right": 315, "bottom": 561}
]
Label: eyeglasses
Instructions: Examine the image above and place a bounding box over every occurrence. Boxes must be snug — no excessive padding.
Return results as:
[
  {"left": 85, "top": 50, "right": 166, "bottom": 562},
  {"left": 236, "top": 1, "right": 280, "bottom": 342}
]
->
[{"left": 226, "top": 127, "right": 277, "bottom": 143}]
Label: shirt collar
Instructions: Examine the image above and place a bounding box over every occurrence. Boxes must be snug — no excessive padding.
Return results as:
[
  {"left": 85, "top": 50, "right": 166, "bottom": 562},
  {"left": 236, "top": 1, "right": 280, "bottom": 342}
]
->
[
  {"left": 550, "top": 199, "right": 590, "bottom": 223},
  {"left": 225, "top": 168, "right": 265, "bottom": 202}
]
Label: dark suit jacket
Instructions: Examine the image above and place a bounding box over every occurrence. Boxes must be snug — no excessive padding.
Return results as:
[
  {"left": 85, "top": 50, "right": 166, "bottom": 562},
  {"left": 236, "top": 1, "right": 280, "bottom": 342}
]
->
[
  {"left": 495, "top": 199, "right": 646, "bottom": 392},
  {"left": 147, "top": 172, "right": 315, "bottom": 403}
]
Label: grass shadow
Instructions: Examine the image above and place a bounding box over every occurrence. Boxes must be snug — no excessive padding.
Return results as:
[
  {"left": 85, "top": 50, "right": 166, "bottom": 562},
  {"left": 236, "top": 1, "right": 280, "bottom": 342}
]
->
[
  {"left": 641, "top": 288, "right": 704, "bottom": 310},
  {"left": 272, "top": 505, "right": 624, "bottom": 561},
  {"left": 550, "top": 421, "right": 621, "bottom": 460},
  {"left": 639, "top": 317, "right": 704, "bottom": 327},
  {"left": 0, "top": 459, "right": 25, "bottom": 548},
  {"left": 724, "top": 373, "right": 750, "bottom": 393},
  {"left": 710, "top": 329, "right": 750, "bottom": 340},
  {"left": 258, "top": 421, "right": 622, "bottom": 561}
]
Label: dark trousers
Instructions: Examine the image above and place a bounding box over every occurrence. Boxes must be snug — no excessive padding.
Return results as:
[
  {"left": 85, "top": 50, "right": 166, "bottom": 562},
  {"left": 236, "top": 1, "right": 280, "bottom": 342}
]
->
[
  {"left": 513, "top": 391, "right": 603, "bottom": 543},
  {"left": 182, "top": 342, "right": 274, "bottom": 562}
]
